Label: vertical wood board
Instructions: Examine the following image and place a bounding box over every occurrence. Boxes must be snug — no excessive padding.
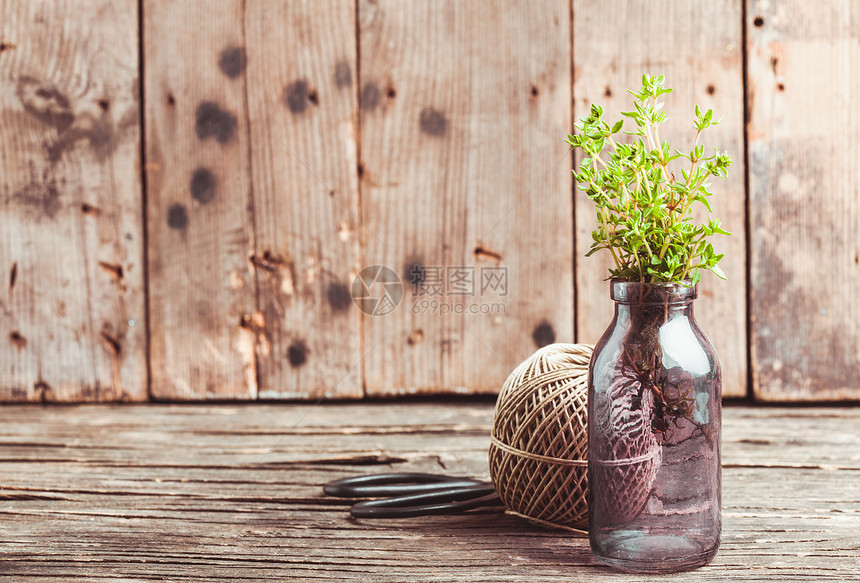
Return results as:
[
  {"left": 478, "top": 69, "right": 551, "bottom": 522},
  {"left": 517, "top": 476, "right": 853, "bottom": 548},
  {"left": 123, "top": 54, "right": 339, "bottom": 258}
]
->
[
  {"left": 0, "top": 0, "right": 146, "bottom": 401},
  {"left": 144, "top": 1, "right": 257, "bottom": 399},
  {"left": 359, "top": 0, "right": 574, "bottom": 395},
  {"left": 573, "top": 0, "right": 748, "bottom": 398},
  {"left": 244, "top": 1, "right": 362, "bottom": 399},
  {"left": 747, "top": 0, "right": 860, "bottom": 400}
]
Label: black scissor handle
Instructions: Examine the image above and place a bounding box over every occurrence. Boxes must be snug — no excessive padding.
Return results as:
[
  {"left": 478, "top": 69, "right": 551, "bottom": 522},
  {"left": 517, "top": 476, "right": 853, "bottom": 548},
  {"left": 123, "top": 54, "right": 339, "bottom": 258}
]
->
[
  {"left": 350, "top": 485, "right": 501, "bottom": 519},
  {"left": 324, "top": 472, "right": 487, "bottom": 498}
]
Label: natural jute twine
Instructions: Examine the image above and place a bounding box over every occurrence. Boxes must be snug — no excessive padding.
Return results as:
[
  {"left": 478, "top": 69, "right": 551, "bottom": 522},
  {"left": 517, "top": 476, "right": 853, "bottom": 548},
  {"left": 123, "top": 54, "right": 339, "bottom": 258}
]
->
[{"left": 488, "top": 343, "right": 593, "bottom": 534}]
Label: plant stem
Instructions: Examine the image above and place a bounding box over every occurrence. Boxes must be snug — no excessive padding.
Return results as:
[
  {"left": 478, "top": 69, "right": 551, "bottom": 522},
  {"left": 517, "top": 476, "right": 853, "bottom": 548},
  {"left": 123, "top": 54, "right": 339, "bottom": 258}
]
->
[
  {"left": 598, "top": 207, "right": 623, "bottom": 271},
  {"left": 653, "top": 120, "right": 672, "bottom": 183}
]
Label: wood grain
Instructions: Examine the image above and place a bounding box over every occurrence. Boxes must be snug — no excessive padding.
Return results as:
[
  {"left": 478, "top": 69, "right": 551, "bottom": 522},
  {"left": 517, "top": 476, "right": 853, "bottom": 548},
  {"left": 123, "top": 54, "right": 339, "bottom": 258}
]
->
[
  {"left": 0, "top": 401, "right": 857, "bottom": 581},
  {"left": 572, "top": 0, "right": 748, "bottom": 397},
  {"left": 0, "top": 0, "right": 146, "bottom": 401},
  {"left": 143, "top": 1, "right": 257, "bottom": 399},
  {"left": 746, "top": 0, "right": 860, "bottom": 401},
  {"left": 244, "top": 1, "right": 362, "bottom": 399},
  {"left": 359, "top": 0, "right": 574, "bottom": 396}
]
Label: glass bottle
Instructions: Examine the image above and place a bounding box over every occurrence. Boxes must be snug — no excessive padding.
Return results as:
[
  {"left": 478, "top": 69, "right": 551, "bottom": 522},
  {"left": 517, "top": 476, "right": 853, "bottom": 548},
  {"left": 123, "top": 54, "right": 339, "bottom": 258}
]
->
[{"left": 587, "top": 280, "right": 722, "bottom": 572}]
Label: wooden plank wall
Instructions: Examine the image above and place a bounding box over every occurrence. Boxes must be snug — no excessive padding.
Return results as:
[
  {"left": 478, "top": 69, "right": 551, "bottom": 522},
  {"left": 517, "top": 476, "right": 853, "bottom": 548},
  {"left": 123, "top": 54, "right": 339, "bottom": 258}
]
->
[
  {"left": 746, "top": 0, "right": 860, "bottom": 401},
  {"left": 1, "top": 0, "right": 858, "bottom": 402},
  {"left": 0, "top": 1, "right": 146, "bottom": 402}
]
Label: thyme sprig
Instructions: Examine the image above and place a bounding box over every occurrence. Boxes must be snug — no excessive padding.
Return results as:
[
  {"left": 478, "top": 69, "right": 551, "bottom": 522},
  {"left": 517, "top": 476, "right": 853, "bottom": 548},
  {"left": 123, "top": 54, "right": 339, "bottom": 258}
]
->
[{"left": 565, "top": 74, "right": 732, "bottom": 285}]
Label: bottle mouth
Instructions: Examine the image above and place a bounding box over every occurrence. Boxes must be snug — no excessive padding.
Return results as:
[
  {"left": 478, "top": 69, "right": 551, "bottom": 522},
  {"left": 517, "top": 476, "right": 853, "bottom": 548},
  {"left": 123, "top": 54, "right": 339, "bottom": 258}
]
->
[{"left": 609, "top": 279, "right": 697, "bottom": 304}]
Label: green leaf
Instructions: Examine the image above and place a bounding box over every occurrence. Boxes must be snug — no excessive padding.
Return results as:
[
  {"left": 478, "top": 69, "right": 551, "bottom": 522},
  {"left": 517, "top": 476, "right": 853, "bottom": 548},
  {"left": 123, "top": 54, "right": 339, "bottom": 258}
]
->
[
  {"left": 711, "top": 264, "right": 727, "bottom": 279},
  {"left": 611, "top": 120, "right": 624, "bottom": 134},
  {"left": 691, "top": 270, "right": 702, "bottom": 285},
  {"left": 694, "top": 195, "right": 712, "bottom": 212}
]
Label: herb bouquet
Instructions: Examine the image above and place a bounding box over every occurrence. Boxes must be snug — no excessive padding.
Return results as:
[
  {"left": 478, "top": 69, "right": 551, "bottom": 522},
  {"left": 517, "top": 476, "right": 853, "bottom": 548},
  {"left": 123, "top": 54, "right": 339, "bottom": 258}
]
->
[{"left": 566, "top": 74, "right": 732, "bottom": 285}]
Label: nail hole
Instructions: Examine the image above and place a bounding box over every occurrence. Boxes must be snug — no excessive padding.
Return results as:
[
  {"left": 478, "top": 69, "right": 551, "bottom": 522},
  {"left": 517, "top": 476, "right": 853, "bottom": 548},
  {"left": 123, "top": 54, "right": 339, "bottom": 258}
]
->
[
  {"left": 386, "top": 86, "right": 396, "bottom": 98},
  {"left": 81, "top": 202, "right": 101, "bottom": 216},
  {"left": 9, "top": 331, "right": 27, "bottom": 350},
  {"left": 531, "top": 85, "right": 539, "bottom": 97},
  {"left": 753, "top": 16, "right": 764, "bottom": 27},
  {"left": 98, "top": 261, "right": 124, "bottom": 281},
  {"left": 100, "top": 331, "right": 121, "bottom": 355},
  {"left": 474, "top": 245, "right": 503, "bottom": 262},
  {"left": 532, "top": 320, "right": 555, "bottom": 348},
  {"left": 288, "top": 339, "right": 309, "bottom": 367},
  {"left": 706, "top": 84, "right": 715, "bottom": 95},
  {"left": 604, "top": 86, "right": 612, "bottom": 97},
  {"left": 167, "top": 93, "right": 176, "bottom": 106},
  {"left": 308, "top": 89, "right": 319, "bottom": 105},
  {"left": 777, "top": 83, "right": 785, "bottom": 92},
  {"left": 97, "top": 99, "right": 110, "bottom": 112}
]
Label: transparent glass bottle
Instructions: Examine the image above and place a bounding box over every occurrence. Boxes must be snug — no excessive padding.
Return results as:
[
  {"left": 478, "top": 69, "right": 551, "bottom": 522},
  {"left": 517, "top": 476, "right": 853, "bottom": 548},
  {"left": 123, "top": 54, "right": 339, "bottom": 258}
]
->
[{"left": 588, "top": 280, "right": 721, "bottom": 572}]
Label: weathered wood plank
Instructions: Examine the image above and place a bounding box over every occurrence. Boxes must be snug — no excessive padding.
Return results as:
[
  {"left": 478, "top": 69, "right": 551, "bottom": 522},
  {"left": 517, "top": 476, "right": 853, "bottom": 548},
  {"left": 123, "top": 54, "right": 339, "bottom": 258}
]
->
[
  {"left": 572, "top": 0, "right": 748, "bottom": 398},
  {"left": 746, "top": 0, "right": 860, "bottom": 401},
  {"left": 0, "top": 0, "right": 146, "bottom": 401},
  {"left": 0, "top": 402, "right": 858, "bottom": 581},
  {"left": 244, "top": 1, "right": 362, "bottom": 399},
  {"left": 143, "top": 1, "right": 257, "bottom": 399},
  {"left": 359, "top": 0, "right": 574, "bottom": 396}
]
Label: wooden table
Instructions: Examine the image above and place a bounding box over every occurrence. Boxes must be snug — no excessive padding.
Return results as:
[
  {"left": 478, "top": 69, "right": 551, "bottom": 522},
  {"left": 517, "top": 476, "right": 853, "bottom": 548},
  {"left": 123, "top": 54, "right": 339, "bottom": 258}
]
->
[{"left": 0, "top": 401, "right": 857, "bottom": 581}]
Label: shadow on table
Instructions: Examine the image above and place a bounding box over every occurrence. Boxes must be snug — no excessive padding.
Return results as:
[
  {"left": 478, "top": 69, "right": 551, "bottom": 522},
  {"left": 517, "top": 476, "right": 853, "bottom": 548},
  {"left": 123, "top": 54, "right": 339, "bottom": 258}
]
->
[{"left": 335, "top": 509, "right": 611, "bottom": 574}]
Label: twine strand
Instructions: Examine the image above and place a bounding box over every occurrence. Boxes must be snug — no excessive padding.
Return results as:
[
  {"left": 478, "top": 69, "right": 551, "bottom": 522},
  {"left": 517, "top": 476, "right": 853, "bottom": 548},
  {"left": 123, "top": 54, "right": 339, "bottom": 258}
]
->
[{"left": 489, "top": 435, "right": 587, "bottom": 467}]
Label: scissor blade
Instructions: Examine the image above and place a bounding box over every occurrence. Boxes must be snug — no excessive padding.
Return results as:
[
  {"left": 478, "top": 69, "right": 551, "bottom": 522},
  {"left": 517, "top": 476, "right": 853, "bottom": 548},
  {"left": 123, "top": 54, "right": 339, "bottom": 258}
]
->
[
  {"left": 324, "top": 472, "right": 488, "bottom": 498},
  {"left": 349, "top": 486, "right": 502, "bottom": 519}
]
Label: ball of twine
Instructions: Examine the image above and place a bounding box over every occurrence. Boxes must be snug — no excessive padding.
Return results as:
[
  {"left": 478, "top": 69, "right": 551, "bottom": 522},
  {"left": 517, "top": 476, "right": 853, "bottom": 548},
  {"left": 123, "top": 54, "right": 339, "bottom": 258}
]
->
[{"left": 488, "top": 343, "right": 593, "bottom": 533}]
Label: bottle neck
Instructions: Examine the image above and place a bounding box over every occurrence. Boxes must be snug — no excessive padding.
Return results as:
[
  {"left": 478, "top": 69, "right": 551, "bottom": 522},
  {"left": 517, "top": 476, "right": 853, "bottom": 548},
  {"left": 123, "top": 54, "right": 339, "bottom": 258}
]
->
[
  {"left": 614, "top": 300, "right": 694, "bottom": 321},
  {"left": 610, "top": 280, "right": 697, "bottom": 322}
]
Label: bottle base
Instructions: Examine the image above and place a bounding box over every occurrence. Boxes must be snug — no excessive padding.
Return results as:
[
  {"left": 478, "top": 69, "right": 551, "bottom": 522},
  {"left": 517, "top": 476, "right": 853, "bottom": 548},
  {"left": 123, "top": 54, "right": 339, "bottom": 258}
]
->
[{"left": 591, "top": 532, "right": 719, "bottom": 573}]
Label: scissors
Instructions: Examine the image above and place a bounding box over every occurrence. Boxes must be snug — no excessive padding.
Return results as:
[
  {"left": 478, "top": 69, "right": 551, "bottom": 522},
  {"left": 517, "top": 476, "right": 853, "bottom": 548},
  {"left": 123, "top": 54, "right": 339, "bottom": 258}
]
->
[{"left": 323, "top": 472, "right": 503, "bottom": 519}]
